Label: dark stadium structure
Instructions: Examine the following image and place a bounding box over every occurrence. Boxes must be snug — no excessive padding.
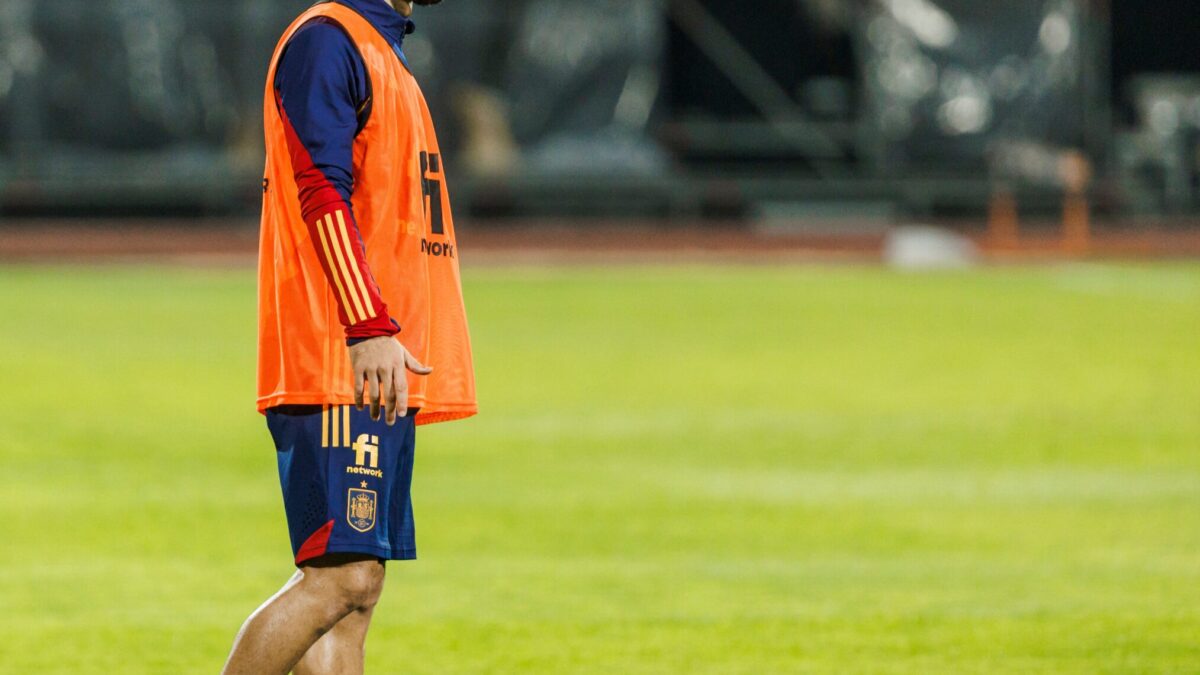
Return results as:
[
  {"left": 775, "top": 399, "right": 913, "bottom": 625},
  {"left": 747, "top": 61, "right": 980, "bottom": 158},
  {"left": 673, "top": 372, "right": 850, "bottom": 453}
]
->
[{"left": 2, "top": 0, "right": 1199, "bottom": 221}]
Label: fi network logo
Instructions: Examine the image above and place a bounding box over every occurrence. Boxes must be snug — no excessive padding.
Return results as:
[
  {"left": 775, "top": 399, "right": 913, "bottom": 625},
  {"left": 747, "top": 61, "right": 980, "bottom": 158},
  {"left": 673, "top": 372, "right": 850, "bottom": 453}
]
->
[{"left": 347, "top": 434, "right": 382, "bottom": 478}]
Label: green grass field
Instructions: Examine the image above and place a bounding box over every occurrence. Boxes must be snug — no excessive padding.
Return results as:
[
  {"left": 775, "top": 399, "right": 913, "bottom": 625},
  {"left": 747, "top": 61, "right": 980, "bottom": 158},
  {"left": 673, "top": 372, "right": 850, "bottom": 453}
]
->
[{"left": 1, "top": 262, "right": 1198, "bottom": 673}]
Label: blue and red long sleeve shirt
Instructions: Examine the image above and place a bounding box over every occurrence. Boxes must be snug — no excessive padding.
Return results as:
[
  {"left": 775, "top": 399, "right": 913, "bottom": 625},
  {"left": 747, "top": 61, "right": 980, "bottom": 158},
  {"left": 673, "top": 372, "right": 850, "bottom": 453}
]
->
[{"left": 274, "top": 0, "right": 415, "bottom": 341}]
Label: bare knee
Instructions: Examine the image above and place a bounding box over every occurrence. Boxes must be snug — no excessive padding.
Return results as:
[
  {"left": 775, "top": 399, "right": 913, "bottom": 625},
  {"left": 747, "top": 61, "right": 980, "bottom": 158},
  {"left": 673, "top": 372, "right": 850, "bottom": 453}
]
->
[
  {"left": 338, "top": 561, "right": 385, "bottom": 610},
  {"left": 305, "top": 558, "right": 385, "bottom": 616}
]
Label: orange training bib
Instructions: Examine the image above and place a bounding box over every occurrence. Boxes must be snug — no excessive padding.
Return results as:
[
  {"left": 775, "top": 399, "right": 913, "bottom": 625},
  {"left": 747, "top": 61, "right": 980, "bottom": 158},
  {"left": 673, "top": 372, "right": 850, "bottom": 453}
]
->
[{"left": 258, "top": 2, "right": 476, "bottom": 425}]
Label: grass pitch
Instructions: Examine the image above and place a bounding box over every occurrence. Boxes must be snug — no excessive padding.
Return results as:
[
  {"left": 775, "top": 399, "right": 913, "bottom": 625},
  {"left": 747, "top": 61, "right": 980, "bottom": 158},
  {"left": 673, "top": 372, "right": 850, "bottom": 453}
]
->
[{"left": 0, "top": 262, "right": 1198, "bottom": 674}]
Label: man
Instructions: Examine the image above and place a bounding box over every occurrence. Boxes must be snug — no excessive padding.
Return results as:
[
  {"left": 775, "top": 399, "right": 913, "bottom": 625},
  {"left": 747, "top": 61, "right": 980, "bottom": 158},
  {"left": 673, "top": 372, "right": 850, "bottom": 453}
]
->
[{"left": 223, "top": 0, "right": 475, "bottom": 673}]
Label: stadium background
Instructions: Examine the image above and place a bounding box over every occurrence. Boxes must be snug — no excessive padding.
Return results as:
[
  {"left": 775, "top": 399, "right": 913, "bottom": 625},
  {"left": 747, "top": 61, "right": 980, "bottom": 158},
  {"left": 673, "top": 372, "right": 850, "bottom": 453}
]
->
[{"left": 1, "top": 1, "right": 1198, "bottom": 672}]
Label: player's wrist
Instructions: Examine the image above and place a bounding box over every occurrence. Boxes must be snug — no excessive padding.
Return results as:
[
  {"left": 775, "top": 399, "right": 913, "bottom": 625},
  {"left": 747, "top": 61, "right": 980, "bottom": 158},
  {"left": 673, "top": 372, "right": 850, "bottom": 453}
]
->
[
  {"left": 348, "top": 319, "right": 398, "bottom": 345},
  {"left": 345, "top": 314, "right": 400, "bottom": 346}
]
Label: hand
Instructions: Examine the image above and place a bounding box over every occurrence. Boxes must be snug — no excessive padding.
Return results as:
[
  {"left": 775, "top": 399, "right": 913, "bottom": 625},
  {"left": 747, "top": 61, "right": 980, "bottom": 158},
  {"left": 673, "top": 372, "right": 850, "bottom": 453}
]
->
[{"left": 349, "top": 336, "right": 433, "bottom": 425}]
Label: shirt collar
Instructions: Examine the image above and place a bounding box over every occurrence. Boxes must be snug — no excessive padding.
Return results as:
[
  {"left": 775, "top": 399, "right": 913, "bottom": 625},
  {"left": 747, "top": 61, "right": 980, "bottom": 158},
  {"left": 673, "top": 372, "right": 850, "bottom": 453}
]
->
[{"left": 334, "top": 0, "right": 416, "bottom": 51}]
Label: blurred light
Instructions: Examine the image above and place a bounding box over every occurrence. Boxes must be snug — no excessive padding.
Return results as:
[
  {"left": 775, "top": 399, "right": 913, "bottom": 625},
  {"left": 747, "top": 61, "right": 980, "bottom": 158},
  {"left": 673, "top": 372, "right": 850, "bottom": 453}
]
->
[
  {"left": 938, "top": 94, "right": 992, "bottom": 135},
  {"left": 879, "top": 52, "right": 937, "bottom": 99},
  {"left": 7, "top": 34, "right": 43, "bottom": 74},
  {"left": 1039, "top": 12, "right": 1072, "bottom": 55},
  {"left": 883, "top": 0, "right": 959, "bottom": 49},
  {"left": 866, "top": 16, "right": 895, "bottom": 51},
  {"left": 1148, "top": 99, "right": 1180, "bottom": 137}
]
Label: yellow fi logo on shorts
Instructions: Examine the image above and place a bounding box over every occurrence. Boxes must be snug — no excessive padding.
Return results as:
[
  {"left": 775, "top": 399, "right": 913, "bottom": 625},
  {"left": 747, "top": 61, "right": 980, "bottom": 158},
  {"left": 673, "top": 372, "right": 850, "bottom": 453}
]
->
[
  {"left": 347, "top": 434, "right": 383, "bottom": 479},
  {"left": 353, "top": 434, "right": 379, "bottom": 467}
]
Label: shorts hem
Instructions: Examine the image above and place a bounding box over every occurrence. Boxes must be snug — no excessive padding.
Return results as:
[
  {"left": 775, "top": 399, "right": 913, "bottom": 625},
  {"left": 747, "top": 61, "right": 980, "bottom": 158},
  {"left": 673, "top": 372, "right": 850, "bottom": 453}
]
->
[{"left": 295, "top": 543, "right": 416, "bottom": 566}]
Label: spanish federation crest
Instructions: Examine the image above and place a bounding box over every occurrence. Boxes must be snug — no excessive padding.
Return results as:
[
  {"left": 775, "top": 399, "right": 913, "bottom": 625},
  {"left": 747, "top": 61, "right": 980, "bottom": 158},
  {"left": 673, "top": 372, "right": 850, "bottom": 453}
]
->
[{"left": 347, "top": 487, "right": 377, "bottom": 533}]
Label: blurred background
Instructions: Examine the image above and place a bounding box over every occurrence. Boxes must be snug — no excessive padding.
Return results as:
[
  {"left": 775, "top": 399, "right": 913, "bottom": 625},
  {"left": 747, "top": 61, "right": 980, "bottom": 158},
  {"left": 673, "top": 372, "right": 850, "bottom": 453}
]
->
[
  {"left": 1, "top": 2, "right": 1198, "bottom": 673},
  {"left": 1, "top": 0, "right": 1199, "bottom": 230}
]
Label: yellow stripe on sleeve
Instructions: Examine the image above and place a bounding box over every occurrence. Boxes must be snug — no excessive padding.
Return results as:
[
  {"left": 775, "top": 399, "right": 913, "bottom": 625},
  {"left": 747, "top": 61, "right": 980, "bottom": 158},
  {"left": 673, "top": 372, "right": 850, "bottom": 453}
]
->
[
  {"left": 335, "top": 210, "right": 376, "bottom": 319},
  {"left": 343, "top": 404, "right": 351, "bottom": 447},
  {"left": 316, "top": 214, "right": 362, "bottom": 323},
  {"left": 323, "top": 213, "right": 369, "bottom": 323}
]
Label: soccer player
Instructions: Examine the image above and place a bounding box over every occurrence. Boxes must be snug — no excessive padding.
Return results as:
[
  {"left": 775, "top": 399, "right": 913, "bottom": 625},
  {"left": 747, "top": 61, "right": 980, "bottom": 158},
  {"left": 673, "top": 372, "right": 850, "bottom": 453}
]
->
[{"left": 222, "top": 1, "right": 475, "bottom": 673}]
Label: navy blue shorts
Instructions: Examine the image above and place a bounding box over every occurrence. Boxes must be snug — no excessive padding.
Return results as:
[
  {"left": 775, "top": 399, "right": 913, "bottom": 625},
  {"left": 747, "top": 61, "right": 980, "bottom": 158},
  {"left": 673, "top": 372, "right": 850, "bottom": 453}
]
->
[{"left": 266, "top": 404, "right": 417, "bottom": 565}]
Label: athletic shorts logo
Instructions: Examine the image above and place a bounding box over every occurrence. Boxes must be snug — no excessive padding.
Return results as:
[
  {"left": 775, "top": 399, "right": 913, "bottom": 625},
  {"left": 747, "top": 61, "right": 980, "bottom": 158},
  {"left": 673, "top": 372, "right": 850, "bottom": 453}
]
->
[
  {"left": 347, "top": 433, "right": 383, "bottom": 478},
  {"left": 347, "top": 486, "right": 377, "bottom": 532},
  {"left": 352, "top": 433, "right": 379, "bottom": 468}
]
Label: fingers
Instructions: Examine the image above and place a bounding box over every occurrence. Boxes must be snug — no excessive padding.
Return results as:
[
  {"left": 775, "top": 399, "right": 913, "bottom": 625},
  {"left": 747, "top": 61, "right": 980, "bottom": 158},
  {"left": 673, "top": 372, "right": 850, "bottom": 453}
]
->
[
  {"left": 404, "top": 353, "right": 434, "bottom": 376},
  {"left": 368, "top": 369, "right": 382, "bottom": 422},
  {"left": 383, "top": 366, "right": 398, "bottom": 426},
  {"left": 351, "top": 340, "right": 427, "bottom": 424},
  {"left": 394, "top": 369, "right": 409, "bottom": 418},
  {"left": 354, "top": 367, "right": 366, "bottom": 410}
]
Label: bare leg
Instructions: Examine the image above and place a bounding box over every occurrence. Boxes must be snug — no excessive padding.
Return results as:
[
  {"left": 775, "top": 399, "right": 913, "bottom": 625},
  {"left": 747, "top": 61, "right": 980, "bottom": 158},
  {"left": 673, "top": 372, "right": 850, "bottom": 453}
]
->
[
  {"left": 294, "top": 603, "right": 377, "bottom": 675},
  {"left": 221, "top": 556, "right": 385, "bottom": 675}
]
